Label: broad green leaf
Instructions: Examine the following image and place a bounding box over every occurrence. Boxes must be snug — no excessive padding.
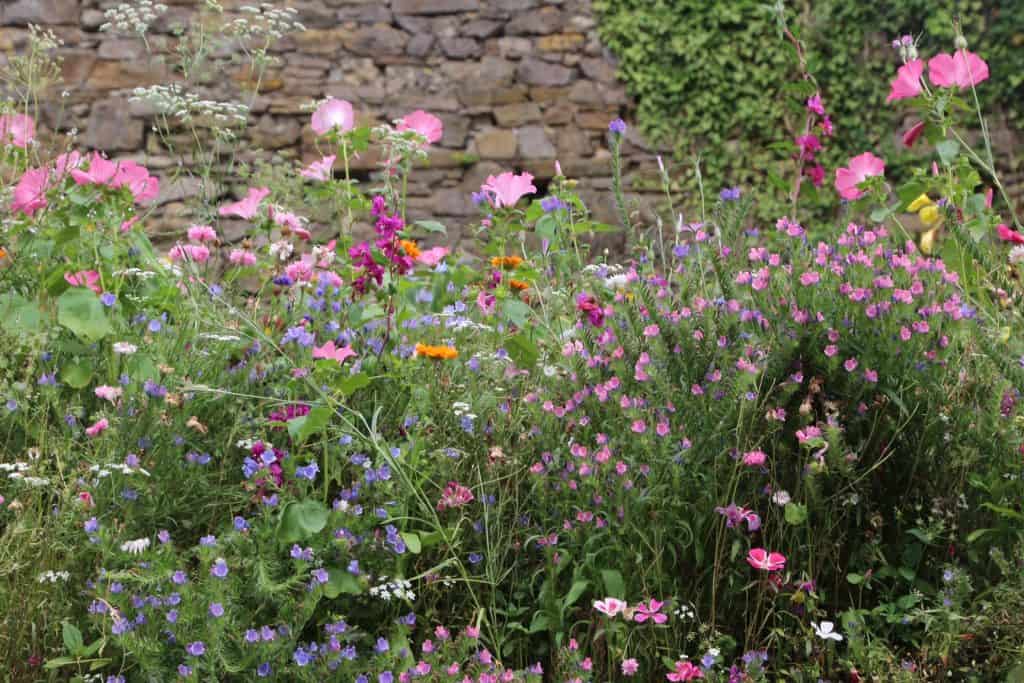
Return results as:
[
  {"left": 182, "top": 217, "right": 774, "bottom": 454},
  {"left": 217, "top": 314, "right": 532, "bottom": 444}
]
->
[
  {"left": 846, "top": 572, "right": 863, "bottom": 585},
  {"left": 505, "top": 333, "right": 539, "bottom": 369},
  {"left": 413, "top": 220, "right": 447, "bottom": 234},
  {"left": 535, "top": 214, "right": 558, "bottom": 240},
  {"left": 337, "top": 372, "right": 371, "bottom": 396},
  {"left": 562, "top": 579, "right": 589, "bottom": 610},
  {"left": 935, "top": 139, "right": 959, "bottom": 165},
  {"left": 57, "top": 288, "right": 113, "bottom": 342},
  {"left": 324, "top": 568, "right": 363, "bottom": 598},
  {"left": 287, "top": 405, "right": 331, "bottom": 443},
  {"left": 400, "top": 532, "right": 422, "bottom": 554},
  {"left": 60, "top": 360, "right": 94, "bottom": 389},
  {"left": 277, "top": 499, "right": 329, "bottom": 543},
  {"left": 502, "top": 299, "right": 531, "bottom": 327},
  {"left": 62, "top": 622, "right": 84, "bottom": 655},
  {"left": 600, "top": 569, "right": 626, "bottom": 598},
  {"left": 0, "top": 293, "right": 43, "bottom": 335}
]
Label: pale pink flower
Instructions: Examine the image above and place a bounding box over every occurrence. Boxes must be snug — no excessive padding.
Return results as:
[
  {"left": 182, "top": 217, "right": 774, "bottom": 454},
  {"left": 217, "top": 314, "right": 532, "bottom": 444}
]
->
[
  {"left": 53, "top": 151, "right": 84, "bottom": 178},
  {"left": 799, "top": 271, "right": 820, "bottom": 286},
  {"left": 834, "top": 152, "right": 885, "bottom": 200},
  {"left": 476, "top": 289, "right": 496, "bottom": 316},
  {"left": 397, "top": 110, "right": 444, "bottom": 145},
  {"left": 218, "top": 187, "right": 270, "bottom": 219},
  {"left": 593, "top": 598, "right": 628, "bottom": 617},
  {"left": 120, "top": 215, "right": 141, "bottom": 233},
  {"left": 187, "top": 225, "right": 218, "bottom": 243},
  {"left": 311, "top": 98, "right": 355, "bottom": 136},
  {"left": 886, "top": 59, "right": 924, "bottom": 102},
  {"left": 416, "top": 246, "right": 449, "bottom": 267},
  {"left": 929, "top": 50, "right": 989, "bottom": 89},
  {"left": 747, "top": 548, "right": 786, "bottom": 572},
  {"left": 65, "top": 270, "right": 102, "bottom": 294},
  {"left": 71, "top": 152, "right": 119, "bottom": 186},
  {"left": 300, "top": 155, "right": 335, "bottom": 181},
  {"left": 0, "top": 114, "right": 35, "bottom": 148},
  {"left": 95, "top": 385, "right": 123, "bottom": 403},
  {"left": 621, "top": 659, "right": 639, "bottom": 677},
  {"left": 228, "top": 249, "right": 257, "bottom": 266},
  {"left": 481, "top": 171, "right": 537, "bottom": 209},
  {"left": 85, "top": 418, "right": 109, "bottom": 437},
  {"left": 270, "top": 207, "right": 307, "bottom": 237},
  {"left": 311, "top": 340, "right": 356, "bottom": 364},
  {"left": 11, "top": 167, "right": 49, "bottom": 216},
  {"left": 168, "top": 244, "right": 210, "bottom": 263}
]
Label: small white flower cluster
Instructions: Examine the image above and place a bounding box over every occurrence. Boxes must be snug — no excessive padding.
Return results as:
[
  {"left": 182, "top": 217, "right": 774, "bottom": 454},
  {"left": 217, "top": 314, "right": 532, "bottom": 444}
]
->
[
  {"left": 130, "top": 85, "right": 250, "bottom": 128},
  {"left": 1010, "top": 245, "right": 1024, "bottom": 264},
  {"left": 113, "top": 342, "right": 138, "bottom": 355},
  {"left": 27, "top": 25, "right": 63, "bottom": 51},
  {"left": 37, "top": 570, "right": 71, "bottom": 583},
  {"left": 236, "top": 437, "right": 257, "bottom": 450},
  {"left": 451, "top": 402, "right": 476, "bottom": 420},
  {"left": 369, "top": 577, "right": 415, "bottom": 602},
  {"left": 226, "top": 5, "right": 306, "bottom": 43},
  {"left": 100, "top": 0, "right": 168, "bottom": 35},
  {"left": 89, "top": 462, "right": 151, "bottom": 478},
  {"left": 120, "top": 537, "right": 151, "bottom": 555},
  {"left": 0, "top": 462, "right": 30, "bottom": 474},
  {"left": 672, "top": 603, "right": 696, "bottom": 620},
  {"left": 3, "top": 462, "right": 50, "bottom": 487},
  {"left": 113, "top": 267, "right": 159, "bottom": 279},
  {"left": 444, "top": 317, "right": 492, "bottom": 332},
  {"left": 198, "top": 333, "right": 243, "bottom": 342}
]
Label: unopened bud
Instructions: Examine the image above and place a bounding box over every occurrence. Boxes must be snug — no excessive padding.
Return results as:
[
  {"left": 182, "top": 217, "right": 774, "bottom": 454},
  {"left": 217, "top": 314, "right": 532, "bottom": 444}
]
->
[
  {"left": 954, "top": 35, "right": 968, "bottom": 50},
  {"left": 906, "top": 46, "right": 918, "bottom": 61}
]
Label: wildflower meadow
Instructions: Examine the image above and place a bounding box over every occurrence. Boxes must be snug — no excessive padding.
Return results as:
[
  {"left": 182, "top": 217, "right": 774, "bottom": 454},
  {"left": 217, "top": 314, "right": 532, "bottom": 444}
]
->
[{"left": 2, "top": 4, "right": 1024, "bottom": 682}]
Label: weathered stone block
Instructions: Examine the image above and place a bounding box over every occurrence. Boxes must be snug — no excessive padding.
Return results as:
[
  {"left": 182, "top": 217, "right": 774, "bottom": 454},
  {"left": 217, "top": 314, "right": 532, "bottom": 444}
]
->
[
  {"left": 517, "top": 125, "right": 555, "bottom": 159},
  {"left": 392, "top": 0, "right": 480, "bottom": 15},
  {"left": 493, "top": 102, "right": 542, "bottom": 127},
  {"left": 83, "top": 98, "right": 144, "bottom": 151},
  {"left": 474, "top": 128, "right": 517, "bottom": 159},
  {"left": 517, "top": 58, "right": 573, "bottom": 86}
]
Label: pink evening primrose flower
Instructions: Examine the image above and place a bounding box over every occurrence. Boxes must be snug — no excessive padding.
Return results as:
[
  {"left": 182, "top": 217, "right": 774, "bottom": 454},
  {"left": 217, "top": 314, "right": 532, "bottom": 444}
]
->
[
  {"left": 0, "top": 113, "right": 36, "bottom": 148},
  {"left": 300, "top": 155, "right": 336, "bottom": 182},
  {"left": 397, "top": 110, "right": 444, "bottom": 145},
  {"left": 834, "top": 152, "right": 885, "bottom": 200},
  {"left": 85, "top": 418, "right": 109, "bottom": 437},
  {"left": 311, "top": 98, "right": 355, "bottom": 136},
  {"left": 65, "top": 270, "right": 102, "bottom": 294},
  {"left": 481, "top": 171, "right": 537, "bottom": 209},
  {"left": 593, "top": 598, "right": 628, "bottom": 617},
  {"left": 218, "top": 187, "right": 270, "bottom": 219},
  {"left": 747, "top": 548, "right": 786, "bottom": 572},
  {"left": 311, "top": 340, "right": 357, "bottom": 364},
  {"left": 11, "top": 167, "right": 49, "bottom": 216},
  {"left": 187, "top": 225, "right": 218, "bottom": 243},
  {"left": 633, "top": 599, "right": 667, "bottom": 624},
  {"left": 928, "top": 50, "right": 989, "bottom": 90},
  {"left": 886, "top": 59, "right": 924, "bottom": 102}
]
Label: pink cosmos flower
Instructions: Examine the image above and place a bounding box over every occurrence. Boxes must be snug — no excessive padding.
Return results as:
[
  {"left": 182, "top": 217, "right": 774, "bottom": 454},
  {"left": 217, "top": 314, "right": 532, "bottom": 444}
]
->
[
  {"left": 593, "top": 598, "right": 627, "bottom": 617},
  {"left": 397, "top": 110, "right": 443, "bottom": 145},
  {"left": 168, "top": 244, "right": 211, "bottom": 263},
  {"left": 886, "top": 59, "right": 924, "bottom": 102},
  {"left": 747, "top": 548, "right": 786, "bottom": 572},
  {"left": 481, "top": 171, "right": 537, "bottom": 209},
  {"left": 187, "top": 225, "right": 218, "bottom": 243},
  {"left": 996, "top": 224, "right": 1024, "bottom": 245},
  {"left": 300, "top": 155, "right": 335, "bottom": 181},
  {"left": 311, "top": 340, "right": 356, "bottom": 364},
  {"left": 633, "top": 599, "right": 667, "bottom": 624},
  {"left": 835, "top": 152, "right": 885, "bottom": 200},
  {"left": 219, "top": 187, "right": 270, "bottom": 219},
  {"left": 666, "top": 661, "right": 704, "bottom": 681},
  {"left": 929, "top": 50, "right": 989, "bottom": 90},
  {"left": 95, "top": 385, "right": 123, "bottom": 403},
  {"left": 311, "top": 98, "right": 355, "bottom": 136},
  {"left": 416, "top": 246, "right": 449, "bottom": 267},
  {"left": 65, "top": 270, "right": 102, "bottom": 294},
  {"left": 742, "top": 450, "right": 767, "bottom": 467},
  {"left": 11, "top": 167, "right": 49, "bottom": 216},
  {"left": 71, "top": 152, "right": 119, "bottom": 186},
  {"left": 622, "top": 659, "right": 639, "bottom": 677},
  {"left": 85, "top": 418, "right": 109, "bottom": 437},
  {"left": 228, "top": 249, "right": 258, "bottom": 266},
  {"left": 0, "top": 113, "right": 35, "bottom": 148}
]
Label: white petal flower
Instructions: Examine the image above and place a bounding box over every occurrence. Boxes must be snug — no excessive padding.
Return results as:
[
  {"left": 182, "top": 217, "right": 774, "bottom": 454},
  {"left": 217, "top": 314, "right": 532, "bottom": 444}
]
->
[
  {"left": 812, "top": 621, "right": 843, "bottom": 642},
  {"left": 120, "top": 537, "right": 151, "bottom": 555}
]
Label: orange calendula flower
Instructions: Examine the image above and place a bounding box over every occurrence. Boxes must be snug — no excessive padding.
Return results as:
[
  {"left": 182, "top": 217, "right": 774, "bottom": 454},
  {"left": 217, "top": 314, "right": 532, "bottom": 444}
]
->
[
  {"left": 400, "top": 239, "right": 421, "bottom": 259},
  {"left": 509, "top": 279, "right": 529, "bottom": 291},
  {"left": 490, "top": 255, "right": 523, "bottom": 270},
  {"left": 415, "top": 343, "right": 458, "bottom": 360}
]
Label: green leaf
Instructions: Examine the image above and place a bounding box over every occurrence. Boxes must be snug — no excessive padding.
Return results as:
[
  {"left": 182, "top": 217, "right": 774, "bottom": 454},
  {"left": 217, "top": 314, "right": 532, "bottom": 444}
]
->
[
  {"left": 528, "top": 612, "right": 549, "bottom": 634},
  {"left": 869, "top": 205, "right": 894, "bottom": 223},
  {"left": 413, "top": 220, "right": 447, "bottom": 234},
  {"left": 57, "top": 288, "right": 113, "bottom": 342},
  {"left": 600, "top": 569, "right": 626, "bottom": 598},
  {"left": 505, "top": 333, "right": 539, "bottom": 369},
  {"left": 936, "top": 139, "right": 959, "bottom": 165},
  {"left": 43, "top": 657, "right": 77, "bottom": 670},
  {"left": 62, "top": 622, "right": 84, "bottom": 655},
  {"left": 400, "top": 532, "right": 422, "bottom": 554},
  {"left": 277, "top": 499, "right": 329, "bottom": 543},
  {"left": 562, "top": 579, "right": 589, "bottom": 610},
  {"left": 0, "top": 293, "right": 43, "bottom": 334},
  {"left": 324, "top": 568, "right": 363, "bottom": 598},
  {"left": 966, "top": 528, "right": 992, "bottom": 544},
  {"left": 846, "top": 572, "right": 863, "bottom": 585},
  {"left": 502, "top": 299, "right": 531, "bottom": 327},
  {"left": 287, "top": 405, "right": 331, "bottom": 444},
  {"left": 60, "top": 360, "right": 94, "bottom": 389},
  {"left": 784, "top": 502, "right": 807, "bottom": 526},
  {"left": 535, "top": 214, "right": 558, "bottom": 240},
  {"left": 337, "top": 372, "right": 371, "bottom": 396}
]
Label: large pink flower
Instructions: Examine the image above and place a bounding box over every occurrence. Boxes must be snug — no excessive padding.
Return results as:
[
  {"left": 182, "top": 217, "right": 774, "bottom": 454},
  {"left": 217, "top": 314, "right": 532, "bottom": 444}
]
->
[
  {"left": 593, "top": 598, "right": 628, "bottom": 617},
  {"left": 481, "top": 171, "right": 537, "bottom": 209},
  {"left": 0, "top": 114, "right": 35, "bottom": 148},
  {"left": 929, "top": 50, "right": 989, "bottom": 89},
  {"left": 218, "top": 187, "right": 270, "bottom": 219},
  {"left": 71, "top": 152, "right": 119, "bottom": 186},
  {"left": 666, "top": 661, "right": 704, "bottom": 681},
  {"left": 416, "top": 246, "right": 449, "bottom": 267},
  {"left": 300, "top": 155, "right": 335, "bottom": 181},
  {"left": 747, "top": 548, "right": 786, "bottom": 572},
  {"left": 834, "top": 152, "right": 885, "bottom": 200},
  {"left": 312, "top": 340, "right": 356, "bottom": 364},
  {"left": 397, "top": 110, "right": 443, "bottom": 145},
  {"left": 886, "top": 59, "right": 923, "bottom": 102},
  {"left": 311, "top": 98, "right": 355, "bottom": 136},
  {"left": 110, "top": 159, "right": 159, "bottom": 204},
  {"left": 11, "top": 167, "right": 49, "bottom": 216},
  {"left": 65, "top": 270, "right": 102, "bottom": 294}
]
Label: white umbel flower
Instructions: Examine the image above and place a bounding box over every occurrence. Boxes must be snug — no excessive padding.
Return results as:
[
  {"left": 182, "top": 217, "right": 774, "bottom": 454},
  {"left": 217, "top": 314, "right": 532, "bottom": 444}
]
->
[{"left": 120, "top": 538, "right": 151, "bottom": 555}]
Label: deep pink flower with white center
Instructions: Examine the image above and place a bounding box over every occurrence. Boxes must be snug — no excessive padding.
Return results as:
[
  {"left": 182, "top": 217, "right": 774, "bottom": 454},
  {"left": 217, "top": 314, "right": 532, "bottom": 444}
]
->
[
  {"left": 666, "top": 660, "right": 704, "bottom": 681},
  {"left": 311, "top": 98, "right": 354, "bottom": 136},
  {"left": 742, "top": 450, "right": 767, "bottom": 467},
  {"left": 481, "top": 171, "right": 537, "bottom": 208},
  {"left": 300, "top": 155, "right": 335, "bottom": 181},
  {"left": 593, "top": 597, "right": 627, "bottom": 617},
  {"left": 886, "top": 59, "right": 924, "bottom": 102},
  {"left": 168, "top": 244, "right": 210, "bottom": 263},
  {"left": 218, "top": 187, "right": 270, "bottom": 219},
  {"left": 0, "top": 113, "right": 35, "bottom": 147},
  {"left": 11, "top": 167, "right": 49, "bottom": 216},
  {"left": 65, "top": 270, "right": 102, "bottom": 294},
  {"left": 929, "top": 50, "right": 989, "bottom": 89},
  {"left": 397, "top": 110, "right": 443, "bottom": 144},
  {"left": 746, "top": 547, "right": 786, "bottom": 571},
  {"left": 835, "top": 152, "right": 885, "bottom": 200},
  {"left": 228, "top": 249, "right": 257, "bottom": 266},
  {"left": 85, "top": 418, "right": 109, "bottom": 437},
  {"left": 187, "top": 225, "right": 218, "bottom": 243},
  {"left": 633, "top": 599, "right": 667, "bottom": 624}
]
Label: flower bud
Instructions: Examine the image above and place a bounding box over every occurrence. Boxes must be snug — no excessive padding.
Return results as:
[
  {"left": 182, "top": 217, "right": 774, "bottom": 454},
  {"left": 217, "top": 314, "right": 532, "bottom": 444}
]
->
[{"left": 954, "top": 35, "right": 968, "bottom": 50}]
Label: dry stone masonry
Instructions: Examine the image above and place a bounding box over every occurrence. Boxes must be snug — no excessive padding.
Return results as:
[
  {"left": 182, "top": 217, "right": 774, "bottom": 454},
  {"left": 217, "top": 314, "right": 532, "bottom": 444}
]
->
[{"left": 0, "top": 0, "right": 668, "bottom": 245}]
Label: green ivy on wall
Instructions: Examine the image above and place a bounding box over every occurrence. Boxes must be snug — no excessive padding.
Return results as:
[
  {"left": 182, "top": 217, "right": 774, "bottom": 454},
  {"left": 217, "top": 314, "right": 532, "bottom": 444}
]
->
[{"left": 595, "top": 0, "right": 1024, "bottom": 218}]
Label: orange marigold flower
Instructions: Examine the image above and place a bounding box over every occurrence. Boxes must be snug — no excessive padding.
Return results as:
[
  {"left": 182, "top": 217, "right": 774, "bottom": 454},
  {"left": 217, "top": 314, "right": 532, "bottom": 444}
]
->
[
  {"left": 490, "top": 255, "right": 523, "bottom": 269},
  {"left": 509, "top": 279, "right": 529, "bottom": 291},
  {"left": 415, "top": 343, "right": 458, "bottom": 360},
  {"left": 400, "top": 239, "right": 421, "bottom": 258}
]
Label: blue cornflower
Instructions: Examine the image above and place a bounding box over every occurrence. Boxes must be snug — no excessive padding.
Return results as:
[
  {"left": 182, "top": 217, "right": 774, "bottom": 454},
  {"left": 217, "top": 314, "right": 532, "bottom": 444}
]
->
[{"left": 608, "top": 118, "right": 627, "bottom": 134}]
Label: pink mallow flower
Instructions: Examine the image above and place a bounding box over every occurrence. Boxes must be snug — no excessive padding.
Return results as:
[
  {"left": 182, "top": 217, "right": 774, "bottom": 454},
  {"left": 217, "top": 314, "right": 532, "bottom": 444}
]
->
[
  {"left": 886, "top": 59, "right": 924, "bottom": 102},
  {"left": 0, "top": 113, "right": 36, "bottom": 148},
  {"left": 85, "top": 418, "right": 109, "bottom": 437},
  {"left": 71, "top": 152, "right": 119, "bottom": 186},
  {"left": 835, "top": 152, "right": 885, "bottom": 200},
  {"left": 929, "top": 50, "right": 989, "bottom": 90},
  {"left": 311, "top": 98, "right": 355, "bottom": 136},
  {"left": 481, "top": 171, "right": 537, "bottom": 208},
  {"left": 109, "top": 159, "right": 159, "bottom": 204},
  {"left": 747, "top": 548, "right": 786, "bottom": 572},
  {"left": 397, "top": 110, "right": 443, "bottom": 145},
  {"left": 11, "top": 167, "right": 49, "bottom": 216},
  {"left": 416, "top": 246, "right": 449, "bottom": 267},
  {"left": 300, "top": 155, "right": 335, "bottom": 182},
  {"left": 187, "top": 225, "right": 218, "bottom": 243},
  {"left": 436, "top": 481, "right": 475, "bottom": 511},
  {"left": 65, "top": 270, "right": 102, "bottom": 294},
  {"left": 218, "top": 187, "right": 270, "bottom": 219},
  {"left": 311, "top": 340, "right": 356, "bottom": 364}
]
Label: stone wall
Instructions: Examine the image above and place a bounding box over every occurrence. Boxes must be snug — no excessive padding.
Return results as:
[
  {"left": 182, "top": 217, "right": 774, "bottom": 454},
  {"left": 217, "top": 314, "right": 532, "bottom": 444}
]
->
[{"left": 0, "top": 0, "right": 664, "bottom": 246}]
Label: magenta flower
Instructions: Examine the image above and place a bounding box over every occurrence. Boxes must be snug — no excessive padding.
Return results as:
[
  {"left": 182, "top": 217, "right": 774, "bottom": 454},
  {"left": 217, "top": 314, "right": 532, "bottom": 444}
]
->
[
  {"left": 576, "top": 293, "right": 605, "bottom": 327},
  {"left": 85, "top": 418, "right": 109, "bottom": 437},
  {"left": 11, "top": 167, "right": 49, "bottom": 216},
  {"left": 929, "top": 50, "right": 989, "bottom": 89},
  {"left": 65, "top": 270, "right": 102, "bottom": 294},
  {"left": 397, "top": 110, "right": 443, "bottom": 145},
  {"left": 312, "top": 340, "right": 356, "bottom": 364},
  {"left": 715, "top": 503, "right": 761, "bottom": 531},
  {"left": 886, "top": 59, "right": 923, "bottom": 102},
  {"left": 480, "top": 171, "right": 537, "bottom": 209},
  {"left": 311, "top": 98, "right": 354, "bottom": 136},
  {"left": 666, "top": 660, "right": 704, "bottom": 681},
  {"left": 746, "top": 548, "right": 786, "bottom": 572},
  {"left": 806, "top": 93, "right": 825, "bottom": 115},
  {"left": 902, "top": 120, "right": 927, "bottom": 148},
  {"left": 622, "top": 659, "right": 639, "bottom": 677},
  {"left": 0, "top": 114, "right": 35, "bottom": 148},
  {"left": 741, "top": 450, "right": 767, "bottom": 467},
  {"left": 218, "top": 187, "right": 270, "bottom": 219},
  {"left": 187, "top": 225, "right": 218, "bottom": 243},
  {"left": 633, "top": 599, "right": 667, "bottom": 624},
  {"left": 834, "top": 152, "right": 885, "bottom": 200},
  {"left": 300, "top": 155, "right": 335, "bottom": 181}
]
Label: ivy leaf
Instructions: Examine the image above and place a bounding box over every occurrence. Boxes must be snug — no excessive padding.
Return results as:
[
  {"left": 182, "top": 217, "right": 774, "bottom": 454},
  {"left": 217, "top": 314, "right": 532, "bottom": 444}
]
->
[
  {"left": 57, "top": 288, "right": 113, "bottom": 342},
  {"left": 277, "top": 499, "right": 329, "bottom": 543}
]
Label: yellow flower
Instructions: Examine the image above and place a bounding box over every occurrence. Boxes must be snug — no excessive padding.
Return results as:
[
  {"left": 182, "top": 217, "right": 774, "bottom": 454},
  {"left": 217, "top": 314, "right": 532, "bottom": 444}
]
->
[
  {"left": 918, "top": 204, "right": 941, "bottom": 228},
  {"left": 907, "top": 193, "right": 934, "bottom": 212},
  {"left": 919, "top": 227, "right": 938, "bottom": 255}
]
